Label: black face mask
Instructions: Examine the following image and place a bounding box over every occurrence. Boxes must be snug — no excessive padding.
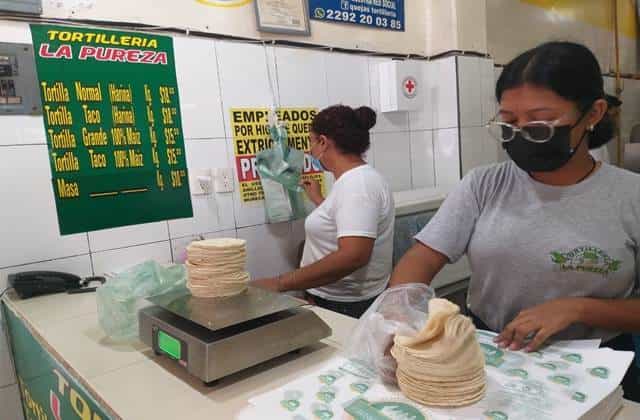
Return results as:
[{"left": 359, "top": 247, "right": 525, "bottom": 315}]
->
[{"left": 502, "top": 119, "right": 589, "bottom": 173}]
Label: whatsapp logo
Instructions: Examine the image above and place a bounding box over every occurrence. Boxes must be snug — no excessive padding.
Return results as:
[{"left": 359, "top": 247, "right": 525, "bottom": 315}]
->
[{"left": 314, "top": 8, "right": 326, "bottom": 18}]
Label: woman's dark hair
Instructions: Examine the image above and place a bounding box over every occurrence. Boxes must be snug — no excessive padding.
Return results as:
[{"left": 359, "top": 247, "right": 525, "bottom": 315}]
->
[
  {"left": 311, "top": 105, "right": 376, "bottom": 155},
  {"left": 496, "top": 41, "right": 613, "bottom": 149}
]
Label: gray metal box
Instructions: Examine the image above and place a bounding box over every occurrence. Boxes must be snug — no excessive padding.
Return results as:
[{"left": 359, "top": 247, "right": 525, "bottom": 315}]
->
[
  {"left": 0, "top": 0, "right": 42, "bottom": 15},
  {"left": 0, "top": 42, "right": 42, "bottom": 115}
]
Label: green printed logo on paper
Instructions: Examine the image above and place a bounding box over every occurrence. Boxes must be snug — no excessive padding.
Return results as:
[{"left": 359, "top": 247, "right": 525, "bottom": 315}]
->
[
  {"left": 484, "top": 410, "right": 509, "bottom": 420},
  {"left": 550, "top": 247, "right": 621, "bottom": 275},
  {"left": 481, "top": 343, "right": 505, "bottom": 367},
  {"left": 562, "top": 353, "right": 583, "bottom": 364},
  {"left": 371, "top": 402, "right": 425, "bottom": 420},
  {"left": 281, "top": 390, "right": 303, "bottom": 412},
  {"left": 344, "top": 398, "right": 426, "bottom": 420},
  {"left": 312, "top": 403, "right": 334, "bottom": 420},
  {"left": 281, "top": 399, "right": 300, "bottom": 411},
  {"left": 339, "top": 360, "right": 376, "bottom": 380},
  {"left": 572, "top": 392, "right": 587, "bottom": 403},
  {"left": 319, "top": 374, "right": 337, "bottom": 385},
  {"left": 548, "top": 375, "right": 572, "bottom": 386},
  {"left": 316, "top": 386, "right": 337, "bottom": 404},
  {"left": 505, "top": 369, "right": 529, "bottom": 379},
  {"left": 589, "top": 367, "right": 610, "bottom": 379},
  {"left": 537, "top": 362, "right": 559, "bottom": 371},
  {"left": 505, "top": 380, "right": 545, "bottom": 397},
  {"left": 350, "top": 382, "right": 370, "bottom": 394}
]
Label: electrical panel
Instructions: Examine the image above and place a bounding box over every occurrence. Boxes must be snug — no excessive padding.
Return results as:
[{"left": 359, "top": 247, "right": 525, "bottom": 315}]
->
[
  {"left": 0, "top": 42, "right": 42, "bottom": 115},
  {"left": 0, "top": 0, "right": 43, "bottom": 15}
]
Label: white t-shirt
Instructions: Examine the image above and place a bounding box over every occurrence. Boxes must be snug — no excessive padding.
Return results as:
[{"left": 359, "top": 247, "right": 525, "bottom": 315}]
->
[{"left": 302, "top": 164, "right": 395, "bottom": 302}]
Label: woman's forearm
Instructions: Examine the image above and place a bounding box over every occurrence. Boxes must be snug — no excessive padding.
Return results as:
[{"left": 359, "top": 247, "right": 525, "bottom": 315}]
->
[
  {"left": 389, "top": 243, "right": 447, "bottom": 287},
  {"left": 575, "top": 297, "right": 640, "bottom": 332}
]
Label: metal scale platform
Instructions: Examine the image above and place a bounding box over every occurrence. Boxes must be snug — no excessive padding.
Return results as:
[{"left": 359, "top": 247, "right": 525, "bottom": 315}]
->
[{"left": 139, "top": 287, "right": 331, "bottom": 384}]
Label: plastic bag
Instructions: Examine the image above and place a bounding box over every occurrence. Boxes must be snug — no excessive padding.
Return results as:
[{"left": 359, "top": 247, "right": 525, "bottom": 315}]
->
[
  {"left": 97, "top": 260, "right": 187, "bottom": 340},
  {"left": 344, "top": 283, "right": 435, "bottom": 384},
  {"left": 256, "top": 121, "right": 308, "bottom": 223}
]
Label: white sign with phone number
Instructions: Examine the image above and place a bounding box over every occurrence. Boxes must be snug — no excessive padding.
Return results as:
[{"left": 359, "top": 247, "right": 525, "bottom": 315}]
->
[{"left": 309, "top": 0, "right": 405, "bottom": 31}]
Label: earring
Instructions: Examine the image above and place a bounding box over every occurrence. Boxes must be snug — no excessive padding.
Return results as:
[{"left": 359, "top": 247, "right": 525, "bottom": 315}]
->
[{"left": 588, "top": 125, "right": 594, "bottom": 131}]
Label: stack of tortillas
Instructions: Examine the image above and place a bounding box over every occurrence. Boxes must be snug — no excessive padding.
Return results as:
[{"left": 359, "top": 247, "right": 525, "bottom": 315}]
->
[
  {"left": 185, "top": 238, "right": 249, "bottom": 298},
  {"left": 391, "top": 298, "right": 486, "bottom": 407}
]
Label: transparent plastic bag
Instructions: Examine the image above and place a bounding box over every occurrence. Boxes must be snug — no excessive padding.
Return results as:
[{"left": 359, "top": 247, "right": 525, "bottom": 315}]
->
[
  {"left": 97, "top": 260, "right": 187, "bottom": 340},
  {"left": 344, "top": 283, "right": 435, "bottom": 384},
  {"left": 256, "top": 123, "right": 308, "bottom": 223}
]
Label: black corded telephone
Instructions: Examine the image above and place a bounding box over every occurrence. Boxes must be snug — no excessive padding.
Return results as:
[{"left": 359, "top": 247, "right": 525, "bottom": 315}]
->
[{"left": 7, "top": 271, "right": 106, "bottom": 299}]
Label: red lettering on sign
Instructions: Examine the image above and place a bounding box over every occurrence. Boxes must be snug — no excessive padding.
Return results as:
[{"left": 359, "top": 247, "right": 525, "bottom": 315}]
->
[{"left": 236, "top": 156, "right": 259, "bottom": 182}]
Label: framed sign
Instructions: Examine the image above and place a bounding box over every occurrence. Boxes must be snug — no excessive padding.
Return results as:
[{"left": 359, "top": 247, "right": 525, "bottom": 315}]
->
[
  {"left": 30, "top": 24, "right": 193, "bottom": 235},
  {"left": 309, "top": 0, "right": 405, "bottom": 31},
  {"left": 255, "top": 0, "right": 311, "bottom": 35}
]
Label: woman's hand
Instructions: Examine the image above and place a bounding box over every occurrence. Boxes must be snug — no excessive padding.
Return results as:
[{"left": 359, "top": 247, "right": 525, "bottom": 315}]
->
[
  {"left": 300, "top": 178, "right": 323, "bottom": 206},
  {"left": 252, "top": 276, "right": 282, "bottom": 292},
  {"left": 495, "top": 298, "right": 584, "bottom": 352}
]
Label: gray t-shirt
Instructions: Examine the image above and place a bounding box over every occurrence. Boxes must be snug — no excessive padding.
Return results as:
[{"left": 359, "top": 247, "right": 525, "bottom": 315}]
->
[{"left": 416, "top": 161, "right": 640, "bottom": 341}]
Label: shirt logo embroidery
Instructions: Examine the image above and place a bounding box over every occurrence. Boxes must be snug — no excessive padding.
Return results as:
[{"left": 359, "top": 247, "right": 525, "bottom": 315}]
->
[{"left": 550, "top": 246, "right": 621, "bottom": 275}]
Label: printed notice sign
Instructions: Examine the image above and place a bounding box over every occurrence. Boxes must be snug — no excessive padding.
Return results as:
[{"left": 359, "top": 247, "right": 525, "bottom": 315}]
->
[
  {"left": 230, "top": 107, "right": 325, "bottom": 202},
  {"left": 309, "top": 0, "right": 405, "bottom": 31},
  {"left": 30, "top": 24, "right": 192, "bottom": 235}
]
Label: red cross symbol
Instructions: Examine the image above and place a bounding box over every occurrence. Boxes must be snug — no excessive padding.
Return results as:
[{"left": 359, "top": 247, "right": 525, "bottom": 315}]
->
[{"left": 404, "top": 79, "right": 416, "bottom": 94}]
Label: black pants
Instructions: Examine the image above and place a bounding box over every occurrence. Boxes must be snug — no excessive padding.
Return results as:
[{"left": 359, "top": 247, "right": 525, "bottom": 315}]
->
[
  {"left": 305, "top": 292, "right": 377, "bottom": 319},
  {"left": 469, "top": 312, "right": 640, "bottom": 402}
]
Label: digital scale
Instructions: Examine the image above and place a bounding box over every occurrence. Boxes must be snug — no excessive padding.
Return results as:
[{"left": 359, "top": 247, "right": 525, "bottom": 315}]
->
[{"left": 139, "top": 287, "right": 331, "bottom": 385}]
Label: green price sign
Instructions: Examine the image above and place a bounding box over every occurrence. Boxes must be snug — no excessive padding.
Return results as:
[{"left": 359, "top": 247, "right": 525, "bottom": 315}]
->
[{"left": 30, "top": 24, "right": 193, "bottom": 235}]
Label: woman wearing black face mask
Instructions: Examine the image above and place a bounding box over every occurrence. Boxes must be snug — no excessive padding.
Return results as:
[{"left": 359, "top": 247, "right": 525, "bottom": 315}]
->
[{"left": 390, "top": 42, "right": 640, "bottom": 401}]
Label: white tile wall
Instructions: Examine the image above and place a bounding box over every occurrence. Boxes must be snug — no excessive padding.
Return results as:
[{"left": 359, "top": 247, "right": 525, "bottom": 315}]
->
[
  {"left": 215, "top": 41, "right": 278, "bottom": 132},
  {"left": 276, "top": 47, "right": 329, "bottom": 109},
  {"left": 409, "top": 130, "right": 436, "bottom": 189},
  {"left": 433, "top": 128, "right": 461, "bottom": 188},
  {"left": 168, "top": 139, "right": 236, "bottom": 238},
  {"left": 216, "top": 41, "right": 278, "bottom": 228},
  {"left": 430, "top": 57, "right": 459, "bottom": 130},
  {"left": 0, "top": 145, "right": 90, "bottom": 268},
  {"left": 457, "top": 56, "right": 483, "bottom": 128},
  {"left": 0, "top": 255, "right": 93, "bottom": 291},
  {"left": 88, "top": 222, "right": 170, "bottom": 253},
  {"left": 325, "top": 53, "right": 371, "bottom": 107},
  {"left": 480, "top": 58, "right": 497, "bottom": 124},
  {"left": 0, "top": 115, "right": 46, "bottom": 146},
  {"left": 91, "top": 242, "right": 173, "bottom": 276},
  {"left": 372, "top": 132, "right": 413, "bottom": 192},
  {"left": 460, "top": 126, "right": 500, "bottom": 175},
  {"left": 174, "top": 36, "right": 226, "bottom": 140},
  {"left": 408, "top": 60, "right": 434, "bottom": 131},
  {"left": 0, "top": 384, "right": 23, "bottom": 420}
]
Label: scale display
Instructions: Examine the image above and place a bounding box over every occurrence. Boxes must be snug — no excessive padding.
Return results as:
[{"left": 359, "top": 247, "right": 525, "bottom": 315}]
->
[{"left": 157, "top": 329, "right": 182, "bottom": 360}]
